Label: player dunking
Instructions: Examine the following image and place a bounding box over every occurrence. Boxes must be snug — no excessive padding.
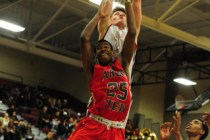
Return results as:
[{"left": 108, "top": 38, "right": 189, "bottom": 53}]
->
[
  {"left": 67, "top": 0, "right": 136, "bottom": 139},
  {"left": 98, "top": 0, "right": 142, "bottom": 78}
]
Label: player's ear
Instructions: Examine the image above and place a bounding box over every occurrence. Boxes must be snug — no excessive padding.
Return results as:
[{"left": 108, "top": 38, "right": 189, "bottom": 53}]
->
[{"left": 200, "top": 129, "right": 205, "bottom": 136}]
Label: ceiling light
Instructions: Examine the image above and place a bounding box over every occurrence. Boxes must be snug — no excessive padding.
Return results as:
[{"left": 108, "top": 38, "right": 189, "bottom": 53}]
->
[
  {"left": 89, "top": 0, "right": 101, "bottom": 5},
  {"left": 201, "top": 99, "right": 209, "bottom": 106},
  {"left": 112, "top": 2, "right": 124, "bottom": 9},
  {"left": 173, "top": 78, "right": 197, "bottom": 86},
  {"left": 89, "top": 0, "right": 124, "bottom": 9},
  {"left": 0, "top": 20, "right": 25, "bottom": 32}
]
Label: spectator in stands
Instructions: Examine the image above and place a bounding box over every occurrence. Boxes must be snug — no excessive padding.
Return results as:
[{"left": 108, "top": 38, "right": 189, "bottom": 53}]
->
[
  {"left": 44, "top": 96, "right": 54, "bottom": 115},
  {"left": 25, "top": 123, "right": 34, "bottom": 140},
  {"left": 51, "top": 110, "right": 61, "bottom": 133},
  {"left": 0, "top": 117, "right": 5, "bottom": 139},
  {"left": 56, "top": 119, "right": 69, "bottom": 139},
  {"left": 10, "top": 111, "right": 19, "bottom": 125},
  {"left": 62, "top": 99, "right": 68, "bottom": 109},
  {"left": 55, "top": 99, "right": 62, "bottom": 110},
  {"left": 160, "top": 111, "right": 209, "bottom": 140},
  {"left": 5, "top": 119, "right": 18, "bottom": 140},
  {"left": 16, "top": 119, "right": 27, "bottom": 139},
  {"left": 35, "top": 93, "right": 44, "bottom": 109},
  {"left": 38, "top": 106, "right": 51, "bottom": 130},
  {"left": 6, "top": 104, "right": 16, "bottom": 117},
  {"left": 2, "top": 113, "right": 10, "bottom": 127},
  {"left": 22, "top": 86, "right": 32, "bottom": 106},
  {"left": 59, "top": 109, "right": 69, "bottom": 122},
  {"left": 49, "top": 97, "right": 56, "bottom": 113},
  {"left": 0, "top": 83, "right": 10, "bottom": 104},
  {"left": 16, "top": 94, "right": 26, "bottom": 107},
  {"left": 10, "top": 87, "right": 21, "bottom": 102},
  {"left": 67, "top": 116, "right": 77, "bottom": 134},
  {"left": 44, "top": 131, "right": 54, "bottom": 140}
]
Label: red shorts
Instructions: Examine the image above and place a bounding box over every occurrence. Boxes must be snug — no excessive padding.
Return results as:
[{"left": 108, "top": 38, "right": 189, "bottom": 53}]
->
[{"left": 67, "top": 117, "right": 125, "bottom": 140}]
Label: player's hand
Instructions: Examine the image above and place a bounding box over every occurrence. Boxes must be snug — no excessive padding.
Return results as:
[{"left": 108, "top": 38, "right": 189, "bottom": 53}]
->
[
  {"left": 171, "top": 111, "right": 181, "bottom": 134},
  {"left": 98, "top": 0, "right": 112, "bottom": 17},
  {"left": 160, "top": 122, "right": 172, "bottom": 140},
  {"left": 201, "top": 112, "right": 210, "bottom": 126}
]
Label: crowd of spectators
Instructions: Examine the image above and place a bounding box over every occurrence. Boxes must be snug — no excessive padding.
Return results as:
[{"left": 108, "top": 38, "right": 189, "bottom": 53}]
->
[
  {"left": 0, "top": 112, "right": 34, "bottom": 140},
  {"left": 0, "top": 79, "right": 86, "bottom": 140}
]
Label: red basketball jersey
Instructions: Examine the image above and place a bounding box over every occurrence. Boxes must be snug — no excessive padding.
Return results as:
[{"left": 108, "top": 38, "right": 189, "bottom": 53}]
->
[{"left": 87, "top": 59, "right": 132, "bottom": 122}]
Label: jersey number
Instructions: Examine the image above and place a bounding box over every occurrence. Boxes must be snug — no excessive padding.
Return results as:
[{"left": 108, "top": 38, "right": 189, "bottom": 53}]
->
[{"left": 107, "top": 82, "right": 128, "bottom": 101}]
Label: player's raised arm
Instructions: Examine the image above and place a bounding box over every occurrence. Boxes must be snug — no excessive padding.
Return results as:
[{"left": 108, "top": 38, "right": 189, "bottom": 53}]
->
[
  {"left": 172, "top": 111, "right": 183, "bottom": 140},
  {"left": 97, "top": 0, "right": 113, "bottom": 40},
  {"left": 121, "top": 0, "right": 137, "bottom": 77},
  {"left": 80, "top": 12, "right": 100, "bottom": 80},
  {"left": 132, "top": 0, "right": 142, "bottom": 43}
]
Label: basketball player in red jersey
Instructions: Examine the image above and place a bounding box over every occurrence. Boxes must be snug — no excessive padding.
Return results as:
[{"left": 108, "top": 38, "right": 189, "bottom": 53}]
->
[
  {"left": 67, "top": 0, "right": 136, "bottom": 139},
  {"left": 98, "top": 0, "right": 142, "bottom": 78}
]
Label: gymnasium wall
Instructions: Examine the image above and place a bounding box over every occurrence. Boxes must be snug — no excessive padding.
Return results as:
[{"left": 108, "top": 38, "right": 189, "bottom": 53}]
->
[{"left": 0, "top": 46, "right": 89, "bottom": 103}]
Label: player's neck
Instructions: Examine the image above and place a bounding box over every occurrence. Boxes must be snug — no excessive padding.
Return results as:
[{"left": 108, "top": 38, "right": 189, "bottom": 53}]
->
[
  {"left": 115, "top": 22, "right": 126, "bottom": 30},
  {"left": 188, "top": 135, "right": 201, "bottom": 140}
]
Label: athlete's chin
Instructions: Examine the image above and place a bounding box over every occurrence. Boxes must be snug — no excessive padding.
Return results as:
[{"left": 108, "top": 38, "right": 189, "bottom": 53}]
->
[
  {"left": 115, "top": 22, "right": 126, "bottom": 28},
  {"left": 112, "top": 20, "right": 124, "bottom": 24},
  {"left": 99, "top": 57, "right": 112, "bottom": 65},
  {"left": 99, "top": 57, "right": 110, "bottom": 62}
]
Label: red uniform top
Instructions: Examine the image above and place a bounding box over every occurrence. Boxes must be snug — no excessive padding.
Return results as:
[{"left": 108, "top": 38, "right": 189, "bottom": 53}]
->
[{"left": 88, "top": 59, "right": 132, "bottom": 122}]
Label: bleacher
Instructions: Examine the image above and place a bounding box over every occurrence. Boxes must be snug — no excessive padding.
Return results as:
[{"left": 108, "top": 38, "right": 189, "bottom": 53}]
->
[{"left": 0, "top": 78, "right": 87, "bottom": 139}]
